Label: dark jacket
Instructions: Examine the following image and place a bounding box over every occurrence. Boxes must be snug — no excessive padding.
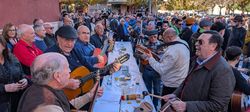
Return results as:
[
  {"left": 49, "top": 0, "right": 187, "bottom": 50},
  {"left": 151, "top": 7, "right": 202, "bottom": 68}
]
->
[
  {"left": 44, "top": 33, "right": 56, "bottom": 48},
  {"left": 179, "top": 27, "right": 193, "bottom": 45},
  {"left": 90, "top": 34, "right": 107, "bottom": 49},
  {"left": 17, "top": 84, "right": 70, "bottom": 112},
  {"left": 0, "top": 53, "right": 26, "bottom": 112},
  {"left": 228, "top": 26, "right": 247, "bottom": 48},
  {"left": 232, "top": 67, "right": 250, "bottom": 95},
  {"left": 174, "top": 53, "right": 236, "bottom": 112}
]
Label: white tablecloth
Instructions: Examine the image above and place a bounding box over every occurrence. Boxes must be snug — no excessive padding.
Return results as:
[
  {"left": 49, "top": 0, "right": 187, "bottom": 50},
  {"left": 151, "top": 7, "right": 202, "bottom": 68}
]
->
[{"left": 93, "top": 42, "right": 156, "bottom": 112}]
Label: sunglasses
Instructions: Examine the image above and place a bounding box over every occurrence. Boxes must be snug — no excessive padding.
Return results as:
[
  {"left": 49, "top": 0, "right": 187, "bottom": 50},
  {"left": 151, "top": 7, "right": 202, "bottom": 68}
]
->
[{"left": 196, "top": 39, "right": 203, "bottom": 45}]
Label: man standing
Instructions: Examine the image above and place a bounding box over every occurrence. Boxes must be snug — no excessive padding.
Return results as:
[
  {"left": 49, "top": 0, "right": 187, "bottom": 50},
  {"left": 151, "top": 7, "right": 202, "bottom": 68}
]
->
[
  {"left": 228, "top": 15, "right": 247, "bottom": 48},
  {"left": 145, "top": 28, "right": 190, "bottom": 105},
  {"left": 17, "top": 53, "right": 103, "bottom": 112},
  {"left": 140, "top": 30, "right": 162, "bottom": 108},
  {"left": 163, "top": 31, "right": 235, "bottom": 112},
  {"left": 14, "top": 24, "right": 43, "bottom": 75}
]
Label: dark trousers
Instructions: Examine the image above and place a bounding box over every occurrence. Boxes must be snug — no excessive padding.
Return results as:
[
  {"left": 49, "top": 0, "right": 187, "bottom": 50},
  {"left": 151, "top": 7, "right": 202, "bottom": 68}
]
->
[{"left": 161, "top": 86, "right": 177, "bottom": 106}]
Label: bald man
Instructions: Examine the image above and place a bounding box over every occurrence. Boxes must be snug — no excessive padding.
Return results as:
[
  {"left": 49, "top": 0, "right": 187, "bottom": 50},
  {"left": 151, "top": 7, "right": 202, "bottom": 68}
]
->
[
  {"left": 17, "top": 53, "right": 103, "bottom": 112},
  {"left": 13, "top": 24, "right": 43, "bottom": 75},
  {"left": 144, "top": 28, "right": 190, "bottom": 105},
  {"left": 74, "top": 25, "right": 104, "bottom": 66}
]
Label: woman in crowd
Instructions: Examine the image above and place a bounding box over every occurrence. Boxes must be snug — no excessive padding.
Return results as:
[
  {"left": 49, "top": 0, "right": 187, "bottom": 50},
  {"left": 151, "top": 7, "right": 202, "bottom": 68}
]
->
[
  {"left": 2, "top": 23, "right": 19, "bottom": 52},
  {"left": 0, "top": 36, "right": 28, "bottom": 112}
]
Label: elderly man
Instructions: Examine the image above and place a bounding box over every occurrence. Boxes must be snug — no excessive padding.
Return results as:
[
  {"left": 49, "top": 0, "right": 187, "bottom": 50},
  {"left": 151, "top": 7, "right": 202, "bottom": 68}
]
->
[
  {"left": 139, "top": 30, "right": 163, "bottom": 108},
  {"left": 13, "top": 24, "right": 43, "bottom": 76},
  {"left": 17, "top": 53, "right": 103, "bottom": 112},
  {"left": 43, "top": 23, "right": 56, "bottom": 48},
  {"left": 163, "top": 31, "right": 236, "bottom": 112},
  {"left": 144, "top": 28, "right": 190, "bottom": 105},
  {"left": 74, "top": 25, "right": 104, "bottom": 66},
  {"left": 33, "top": 25, "right": 47, "bottom": 52},
  {"left": 46, "top": 25, "right": 96, "bottom": 72},
  {"left": 90, "top": 24, "right": 107, "bottom": 48}
]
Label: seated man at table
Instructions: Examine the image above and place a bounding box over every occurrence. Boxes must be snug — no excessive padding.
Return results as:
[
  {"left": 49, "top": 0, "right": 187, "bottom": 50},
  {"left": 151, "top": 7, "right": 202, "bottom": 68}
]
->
[
  {"left": 17, "top": 53, "right": 103, "bottom": 112},
  {"left": 46, "top": 25, "right": 96, "bottom": 72},
  {"left": 14, "top": 24, "right": 43, "bottom": 76},
  {"left": 74, "top": 25, "right": 104, "bottom": 66}
]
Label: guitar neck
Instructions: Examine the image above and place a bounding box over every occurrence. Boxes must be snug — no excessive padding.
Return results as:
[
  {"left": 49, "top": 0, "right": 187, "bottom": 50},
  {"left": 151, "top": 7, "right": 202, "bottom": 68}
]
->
[{"left": 79, "top": 64, "right": 113, "bottom": 85}]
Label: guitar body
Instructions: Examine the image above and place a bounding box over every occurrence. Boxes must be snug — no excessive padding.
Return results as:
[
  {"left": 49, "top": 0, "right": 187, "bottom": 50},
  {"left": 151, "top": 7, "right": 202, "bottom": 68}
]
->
[
  {"left": 63, "top": 66, "right": 94, "bottom": 100},
  {"left": 231, "top": 91, "right": 250, "bottom": 112},
  {"left": 93, "top": 48, "right": 108, "bottom": 68}
]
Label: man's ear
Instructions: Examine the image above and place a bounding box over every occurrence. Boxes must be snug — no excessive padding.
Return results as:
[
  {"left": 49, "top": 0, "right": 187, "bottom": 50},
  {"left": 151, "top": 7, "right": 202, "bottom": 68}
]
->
[
  {"left": 53, "top": 72, "right": 61, "bottom": 83},
  {"left": 211, "top": 43, "right": 218, "bottom": 51}
]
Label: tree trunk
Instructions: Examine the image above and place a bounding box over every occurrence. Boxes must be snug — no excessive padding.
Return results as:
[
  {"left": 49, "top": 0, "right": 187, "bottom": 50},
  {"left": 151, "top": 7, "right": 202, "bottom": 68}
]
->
[{"left": 219, "top": 7, "right": 222, "bottom": 15}]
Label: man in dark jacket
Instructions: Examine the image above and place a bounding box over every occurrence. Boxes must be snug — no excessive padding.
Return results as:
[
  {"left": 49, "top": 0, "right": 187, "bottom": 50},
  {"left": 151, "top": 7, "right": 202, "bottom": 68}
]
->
[
  {"left": 228, "top": 15, "right": 247, "bottom": 48},
  {"left": 163, "top": 31, "right": 236, "bottom": 112}
]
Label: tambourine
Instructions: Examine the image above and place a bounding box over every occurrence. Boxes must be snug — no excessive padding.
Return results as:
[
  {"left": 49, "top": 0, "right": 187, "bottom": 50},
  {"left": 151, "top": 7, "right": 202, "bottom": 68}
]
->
[
  {"left": 159, "top": 98, "right": 180, "bottom": 112},
  {"left": 134, "top": 101, "right": 153, "bottom": 112}
]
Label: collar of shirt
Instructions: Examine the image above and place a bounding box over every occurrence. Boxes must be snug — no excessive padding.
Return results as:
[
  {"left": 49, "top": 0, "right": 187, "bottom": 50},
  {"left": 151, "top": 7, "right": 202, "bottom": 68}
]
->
[
  {"left": 196, "top": 52, "right": 218, "bottom": 65},
  {"left": 35, "top": 35, "right": 43, "bottom": 41}
]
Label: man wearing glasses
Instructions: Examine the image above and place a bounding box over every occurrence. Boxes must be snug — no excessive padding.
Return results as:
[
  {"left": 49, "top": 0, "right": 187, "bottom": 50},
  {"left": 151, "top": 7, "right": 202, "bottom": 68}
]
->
[
  {"left": 162, "top": 31, "right": 235, "bottom": 112},
  {"left": 44, "top": 23, "right": 56, "bottom": 48}
]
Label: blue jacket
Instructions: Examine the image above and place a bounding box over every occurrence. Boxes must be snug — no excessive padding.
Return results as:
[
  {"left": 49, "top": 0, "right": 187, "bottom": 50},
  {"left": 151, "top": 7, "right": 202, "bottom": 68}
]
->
[
  {"left": 45, "top": 45, "right": 96, "bottom": 71},
  {"left": 74, "top": 39, "right": 98, "bottom": 65}
]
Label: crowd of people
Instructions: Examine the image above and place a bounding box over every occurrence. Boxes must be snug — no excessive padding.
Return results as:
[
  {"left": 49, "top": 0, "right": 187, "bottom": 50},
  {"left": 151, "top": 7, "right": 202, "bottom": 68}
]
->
[{"left": 1, "top": 9, "right": 250, "bottom": 112}]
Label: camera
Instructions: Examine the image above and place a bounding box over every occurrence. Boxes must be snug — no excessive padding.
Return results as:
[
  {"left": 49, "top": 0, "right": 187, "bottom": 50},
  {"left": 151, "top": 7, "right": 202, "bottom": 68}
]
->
[{"left": 101, "top": 9, "right": 110, "bottom": 19}]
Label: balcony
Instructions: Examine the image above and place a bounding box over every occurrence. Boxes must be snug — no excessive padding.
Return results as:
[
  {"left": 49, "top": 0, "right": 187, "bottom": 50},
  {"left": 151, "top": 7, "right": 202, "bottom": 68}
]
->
[{"left": 107, "top": 0, "right": 128, "bottom": 4}]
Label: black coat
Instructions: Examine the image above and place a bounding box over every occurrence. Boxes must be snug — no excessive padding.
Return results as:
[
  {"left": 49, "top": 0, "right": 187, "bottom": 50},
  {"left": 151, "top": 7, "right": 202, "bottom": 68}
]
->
[{"left": 0, "top": 53, "right": 26, "bottom": 112}]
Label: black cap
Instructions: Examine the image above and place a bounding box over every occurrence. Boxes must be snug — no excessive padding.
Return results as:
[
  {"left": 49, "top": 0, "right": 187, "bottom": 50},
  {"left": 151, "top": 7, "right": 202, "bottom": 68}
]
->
[
  {"left": 145, "top": 30, "right": 158, "bottom": 37},
  {"left": 55, "top": 25, "right": 78, "bottom": 39}
]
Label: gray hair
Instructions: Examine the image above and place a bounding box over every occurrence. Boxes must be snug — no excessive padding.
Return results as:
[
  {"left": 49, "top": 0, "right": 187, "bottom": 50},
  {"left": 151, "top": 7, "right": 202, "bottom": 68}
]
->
[
  {"left": 33, "top": 25, "right": 44, "bottom": 33},
  {"left": 31, "top": 53, "right": 68, "bottom": 85},
  {"left": 17, "top": 24, "right": 33, "bottom": 38},
  {"left": 77, "top": 25, "right": 89, "bottom": 34}
]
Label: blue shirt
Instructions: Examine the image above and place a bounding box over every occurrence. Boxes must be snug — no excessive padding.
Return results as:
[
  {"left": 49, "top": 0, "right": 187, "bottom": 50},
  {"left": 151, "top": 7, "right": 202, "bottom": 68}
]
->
[
  {"left": 34, "top": 36, "right": 47, "bottom": 52},
  {"left": 74, "top": 39, "right": 98, "bottom": 65}
]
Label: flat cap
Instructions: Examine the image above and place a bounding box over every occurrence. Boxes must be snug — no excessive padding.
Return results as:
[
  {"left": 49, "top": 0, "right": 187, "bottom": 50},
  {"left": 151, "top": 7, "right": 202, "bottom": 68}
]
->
[
  {"left": 145, "top": 30, "right": 158, "bottom": 37},
  {"left": 55, "top": 25, "right": 78, "bottom": 39},
  {"left": 199, "top": 19, "right": 212, "bottom": 28}
]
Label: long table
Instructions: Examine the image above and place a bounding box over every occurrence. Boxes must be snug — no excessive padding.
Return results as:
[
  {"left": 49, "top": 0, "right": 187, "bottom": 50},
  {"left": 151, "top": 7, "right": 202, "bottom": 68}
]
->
[{"left": 93, "top": 42, "right": 156, "bottom": 112}]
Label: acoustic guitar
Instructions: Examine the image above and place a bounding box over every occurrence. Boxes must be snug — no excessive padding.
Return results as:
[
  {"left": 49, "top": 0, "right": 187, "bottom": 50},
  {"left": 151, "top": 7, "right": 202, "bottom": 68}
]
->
[
  {"left": 64, "top": 53, "right": 130, "bottom": 100},
  {"left": 136, "top": 44, "right": 161, "bottom": 65},
  {"left": 93, "top": 32, "right": 114, "bottom": 68},
  {"left": 231, "top": 72, "right": 250, "bottom": 112}
]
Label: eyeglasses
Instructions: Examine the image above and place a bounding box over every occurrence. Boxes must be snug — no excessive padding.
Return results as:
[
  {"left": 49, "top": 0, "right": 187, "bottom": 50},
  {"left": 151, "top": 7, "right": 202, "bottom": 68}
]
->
[
  {"left": 196, "top": 39, "right": 203, "bottom": 45},
  {"left": 8, "top": 29, "right": 16, "bottom": 32},
  {"left": 45, "top": 27, "right": 54, "bottom": 30},
  {"left": 80, "top": 32, "right": 90, "bottom": 35}
]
